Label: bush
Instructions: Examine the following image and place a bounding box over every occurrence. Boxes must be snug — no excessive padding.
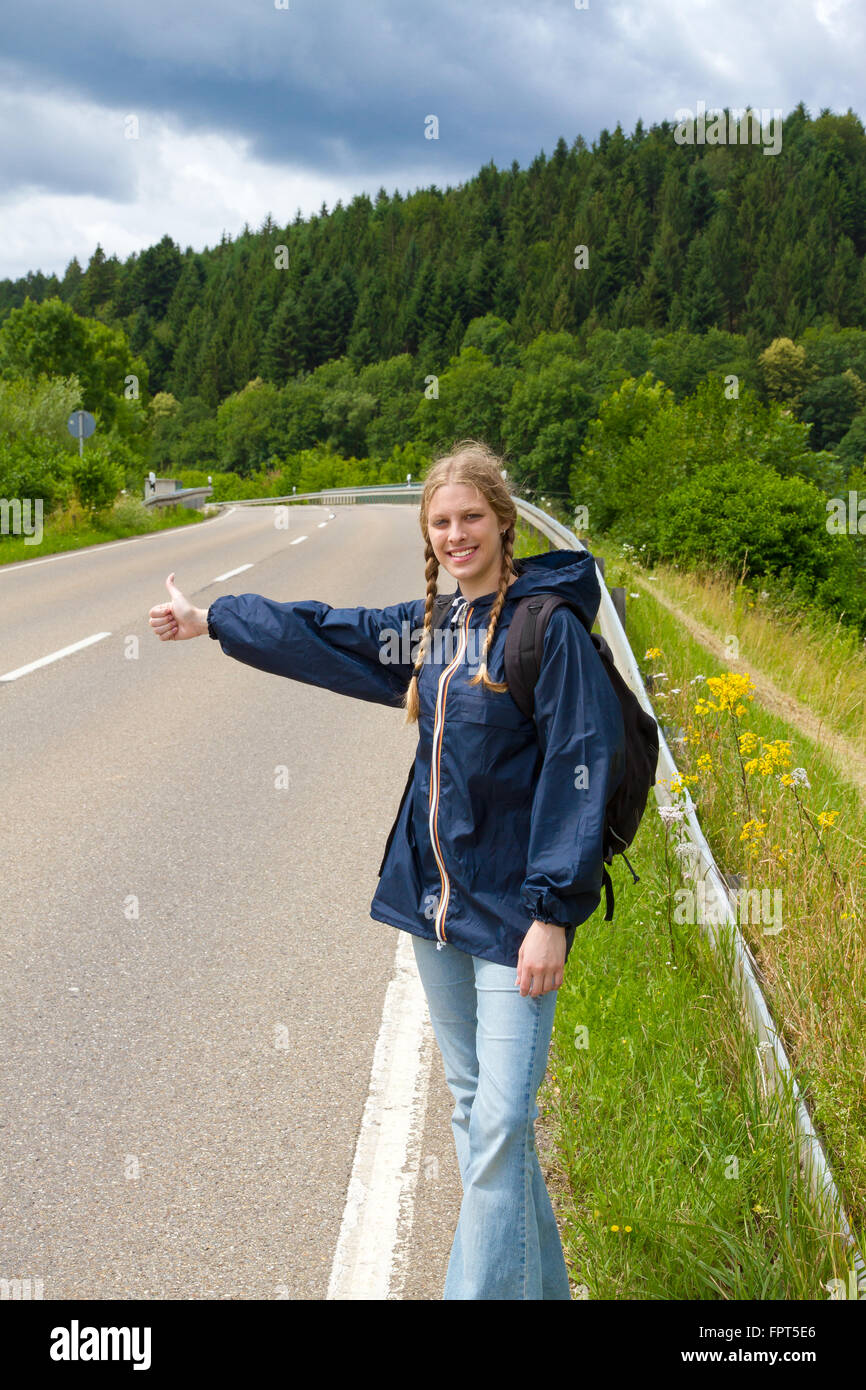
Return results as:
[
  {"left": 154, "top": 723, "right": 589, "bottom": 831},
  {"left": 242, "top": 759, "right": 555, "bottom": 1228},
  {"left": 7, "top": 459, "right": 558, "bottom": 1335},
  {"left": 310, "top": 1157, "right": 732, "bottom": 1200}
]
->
[
  {"left": 109, "top": 493, "right": 154, "bottom": 528},
  {"left": 0, "top": 435, "right": 74, "bottom": 514},
  {"left": 654, "top": 459, "right": 835, "bottom": 584},
  {"left": 68, "top": 446, "right": 124, "bottom": 515}
]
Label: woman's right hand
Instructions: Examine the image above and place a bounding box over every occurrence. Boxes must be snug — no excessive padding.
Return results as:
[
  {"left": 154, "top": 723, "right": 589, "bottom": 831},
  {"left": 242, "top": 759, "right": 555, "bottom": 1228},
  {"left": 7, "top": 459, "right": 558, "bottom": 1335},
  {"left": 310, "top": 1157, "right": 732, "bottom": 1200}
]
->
[{"left": 148, "top": 572, "right": 206, "bottom": 641}]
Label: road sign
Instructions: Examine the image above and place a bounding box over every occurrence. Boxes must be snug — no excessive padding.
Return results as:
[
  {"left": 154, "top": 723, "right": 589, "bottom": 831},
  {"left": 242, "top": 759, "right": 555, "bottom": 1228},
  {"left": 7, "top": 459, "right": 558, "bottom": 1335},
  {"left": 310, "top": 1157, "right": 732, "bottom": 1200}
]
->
[{"left": 67, "top": 410, "right": 96, "bottom": 457}]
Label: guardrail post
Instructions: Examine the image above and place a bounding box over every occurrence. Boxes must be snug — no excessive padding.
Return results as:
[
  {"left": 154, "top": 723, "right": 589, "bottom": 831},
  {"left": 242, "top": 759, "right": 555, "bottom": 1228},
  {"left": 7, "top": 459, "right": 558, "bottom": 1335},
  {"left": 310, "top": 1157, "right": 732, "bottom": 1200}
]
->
[{"left": 611, "top": 586, "right": 626, "bottom": 631}]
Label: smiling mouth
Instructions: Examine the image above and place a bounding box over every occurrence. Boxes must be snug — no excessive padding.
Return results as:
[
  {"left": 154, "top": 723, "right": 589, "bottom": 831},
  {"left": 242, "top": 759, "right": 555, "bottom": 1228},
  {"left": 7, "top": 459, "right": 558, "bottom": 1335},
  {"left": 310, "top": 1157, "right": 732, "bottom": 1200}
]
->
[{"left": 448, "top": 546, "right": 478, "bottom": 559}]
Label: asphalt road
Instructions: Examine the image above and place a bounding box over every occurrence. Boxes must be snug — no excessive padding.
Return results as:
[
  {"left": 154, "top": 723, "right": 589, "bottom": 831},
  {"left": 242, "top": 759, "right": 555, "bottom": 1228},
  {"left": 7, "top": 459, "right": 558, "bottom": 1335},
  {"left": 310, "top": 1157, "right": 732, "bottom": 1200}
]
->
[{"left": 0, "top": 502, "right": 465, "bottom": 1300}]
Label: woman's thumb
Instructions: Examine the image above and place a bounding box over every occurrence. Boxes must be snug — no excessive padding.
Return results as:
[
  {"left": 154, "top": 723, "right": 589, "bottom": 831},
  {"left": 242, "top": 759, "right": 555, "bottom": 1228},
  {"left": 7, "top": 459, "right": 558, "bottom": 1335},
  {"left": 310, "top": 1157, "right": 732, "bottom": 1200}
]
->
[{"left": 166, "top": 572, "right": 177, "bottom": 593}]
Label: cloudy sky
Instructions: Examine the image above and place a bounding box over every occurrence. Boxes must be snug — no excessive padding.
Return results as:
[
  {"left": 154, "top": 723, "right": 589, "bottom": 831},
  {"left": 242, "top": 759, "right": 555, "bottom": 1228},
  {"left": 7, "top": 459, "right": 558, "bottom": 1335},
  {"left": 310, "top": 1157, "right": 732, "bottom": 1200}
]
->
[{"left": 0, "top": 0, "right": 862, "bottom": 283}]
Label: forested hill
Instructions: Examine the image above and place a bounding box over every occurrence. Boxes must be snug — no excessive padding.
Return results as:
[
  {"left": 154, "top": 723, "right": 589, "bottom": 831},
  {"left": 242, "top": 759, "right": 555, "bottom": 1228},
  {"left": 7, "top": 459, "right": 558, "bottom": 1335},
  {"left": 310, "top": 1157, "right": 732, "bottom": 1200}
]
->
[{"left": 3, "top": 102, "right": 866, "bottom": 403}]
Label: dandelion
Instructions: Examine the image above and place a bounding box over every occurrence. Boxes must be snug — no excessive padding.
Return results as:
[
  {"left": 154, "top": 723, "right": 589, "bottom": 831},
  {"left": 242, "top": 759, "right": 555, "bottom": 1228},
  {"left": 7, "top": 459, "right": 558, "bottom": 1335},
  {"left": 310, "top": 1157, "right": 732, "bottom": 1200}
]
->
[{"left": 644, "top": 647, "right": 663, "bottom": 661}]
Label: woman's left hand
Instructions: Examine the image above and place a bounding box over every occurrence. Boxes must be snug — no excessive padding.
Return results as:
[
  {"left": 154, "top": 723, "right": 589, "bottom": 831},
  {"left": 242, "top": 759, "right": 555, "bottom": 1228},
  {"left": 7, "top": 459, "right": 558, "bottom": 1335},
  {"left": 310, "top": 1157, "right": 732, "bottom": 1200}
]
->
[{"left": 516, "top": 921, "right": 567, "bottom": 997}]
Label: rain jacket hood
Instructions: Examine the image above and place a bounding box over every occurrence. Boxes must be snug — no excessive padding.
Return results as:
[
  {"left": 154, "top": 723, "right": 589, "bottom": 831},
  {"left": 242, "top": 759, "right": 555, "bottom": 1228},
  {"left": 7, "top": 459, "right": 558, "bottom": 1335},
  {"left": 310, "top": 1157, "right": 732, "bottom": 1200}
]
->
[{"left": 207, "top": 547, "right": 626, "bottom": 969}]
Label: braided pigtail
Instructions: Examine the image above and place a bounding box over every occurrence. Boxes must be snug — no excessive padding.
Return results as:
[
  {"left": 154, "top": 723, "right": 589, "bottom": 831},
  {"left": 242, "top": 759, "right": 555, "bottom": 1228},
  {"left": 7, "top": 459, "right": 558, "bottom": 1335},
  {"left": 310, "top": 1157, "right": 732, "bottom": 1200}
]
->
[
  {"left": 402, "top": 537, "right": 440, "bottom": 725},
  {"left": 467, "top": 522, "right": 515, "bottom": 694}
]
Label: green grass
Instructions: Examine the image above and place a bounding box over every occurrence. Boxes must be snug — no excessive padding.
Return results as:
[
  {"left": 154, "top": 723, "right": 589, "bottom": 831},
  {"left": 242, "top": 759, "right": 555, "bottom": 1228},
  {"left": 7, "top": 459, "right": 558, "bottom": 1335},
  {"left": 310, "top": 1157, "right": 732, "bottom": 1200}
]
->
[{"left": 542, "top": 813, "right": 857, "bottom": 1299}]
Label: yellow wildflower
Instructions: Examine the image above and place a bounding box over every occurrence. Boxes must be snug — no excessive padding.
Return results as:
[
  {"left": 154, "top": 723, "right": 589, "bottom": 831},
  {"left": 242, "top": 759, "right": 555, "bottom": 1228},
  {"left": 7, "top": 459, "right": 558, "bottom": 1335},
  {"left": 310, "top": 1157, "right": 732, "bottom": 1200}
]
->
[{"left": 705, "top": 672, "right": 757, "bottom": 712}]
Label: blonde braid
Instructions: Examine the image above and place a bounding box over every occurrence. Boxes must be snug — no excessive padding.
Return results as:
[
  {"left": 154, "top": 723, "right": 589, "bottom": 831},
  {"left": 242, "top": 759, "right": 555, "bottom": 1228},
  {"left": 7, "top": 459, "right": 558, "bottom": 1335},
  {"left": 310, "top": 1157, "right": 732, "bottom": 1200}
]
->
[
  {"left": 467, "top": 523, "right": 515, "bottom": 694},
  {"left": 402, "top": 537, "right": 440, "bottom": 725}
]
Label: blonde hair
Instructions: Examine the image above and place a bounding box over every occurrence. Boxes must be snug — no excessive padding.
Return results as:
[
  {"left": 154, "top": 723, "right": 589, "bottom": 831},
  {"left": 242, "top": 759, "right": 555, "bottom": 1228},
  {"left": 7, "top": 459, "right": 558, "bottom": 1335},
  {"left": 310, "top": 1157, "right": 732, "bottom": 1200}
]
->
[{"left": 402, "top": 438, "right": 518, "bottom": 725}]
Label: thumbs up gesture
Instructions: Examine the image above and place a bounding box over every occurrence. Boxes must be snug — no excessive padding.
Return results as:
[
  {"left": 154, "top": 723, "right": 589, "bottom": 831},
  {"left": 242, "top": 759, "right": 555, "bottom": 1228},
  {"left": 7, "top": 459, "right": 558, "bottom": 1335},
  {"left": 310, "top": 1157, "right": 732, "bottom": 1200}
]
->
[{"left": 148, "top": 573, "right": 207, "bottom": 641}]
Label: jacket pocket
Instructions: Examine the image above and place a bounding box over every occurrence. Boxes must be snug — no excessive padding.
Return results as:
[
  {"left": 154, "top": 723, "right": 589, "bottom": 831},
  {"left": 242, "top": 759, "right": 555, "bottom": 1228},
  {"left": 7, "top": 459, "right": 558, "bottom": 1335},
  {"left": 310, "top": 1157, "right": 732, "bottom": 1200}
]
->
[{"left": 446, "top": 679, "right": 532, "bottom": 732}]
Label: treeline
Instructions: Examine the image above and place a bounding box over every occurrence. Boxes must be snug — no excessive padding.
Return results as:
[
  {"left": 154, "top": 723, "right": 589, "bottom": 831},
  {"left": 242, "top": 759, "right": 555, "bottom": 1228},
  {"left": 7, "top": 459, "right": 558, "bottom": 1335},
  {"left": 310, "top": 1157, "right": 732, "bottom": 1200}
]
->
[{"left": 3, "top": 102, "right": 866, "bottom": 403}]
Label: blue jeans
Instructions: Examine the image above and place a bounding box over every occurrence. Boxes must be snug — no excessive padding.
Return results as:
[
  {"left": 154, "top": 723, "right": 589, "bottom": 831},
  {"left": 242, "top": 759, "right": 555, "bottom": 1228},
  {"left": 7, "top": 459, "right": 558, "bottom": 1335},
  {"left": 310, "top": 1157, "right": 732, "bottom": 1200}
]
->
[{"left": 412, "top": 934, "right": 572, "bottom": 1300}]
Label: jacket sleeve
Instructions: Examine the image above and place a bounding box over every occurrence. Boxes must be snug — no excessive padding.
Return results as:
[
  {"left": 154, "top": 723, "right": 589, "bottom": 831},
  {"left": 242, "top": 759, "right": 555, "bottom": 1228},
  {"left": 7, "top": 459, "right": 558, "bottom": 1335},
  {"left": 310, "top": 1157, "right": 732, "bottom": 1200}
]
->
[
  {"left": 206, "top": 592, "right": 425, "bottom": 708},
  {"left": 519, "top": 606, "right": 626, "bottom": 929}
]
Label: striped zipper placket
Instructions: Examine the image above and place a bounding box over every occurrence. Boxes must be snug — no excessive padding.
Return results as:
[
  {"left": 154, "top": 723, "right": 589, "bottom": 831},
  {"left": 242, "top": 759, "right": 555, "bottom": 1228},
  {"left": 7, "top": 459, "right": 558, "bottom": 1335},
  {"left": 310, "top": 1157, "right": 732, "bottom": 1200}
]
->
[{"left": 428, "top": 597, "right": 474, "bottom": 945}]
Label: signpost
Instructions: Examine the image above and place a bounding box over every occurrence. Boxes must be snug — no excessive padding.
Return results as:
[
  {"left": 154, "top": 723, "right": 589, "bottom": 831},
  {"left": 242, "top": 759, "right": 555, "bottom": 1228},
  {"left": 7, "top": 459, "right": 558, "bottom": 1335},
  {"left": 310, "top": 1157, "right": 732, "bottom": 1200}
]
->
[{"left": 67, "top": 410, "right": 96, "bottom": 458}]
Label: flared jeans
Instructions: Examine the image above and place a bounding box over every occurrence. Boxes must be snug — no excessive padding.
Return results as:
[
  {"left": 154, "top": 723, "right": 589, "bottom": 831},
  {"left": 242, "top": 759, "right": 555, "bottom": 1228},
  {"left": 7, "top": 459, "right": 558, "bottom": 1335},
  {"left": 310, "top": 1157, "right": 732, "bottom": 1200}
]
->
[{"left": 411, "top": 934, "right": 572, "bottom": 1300}]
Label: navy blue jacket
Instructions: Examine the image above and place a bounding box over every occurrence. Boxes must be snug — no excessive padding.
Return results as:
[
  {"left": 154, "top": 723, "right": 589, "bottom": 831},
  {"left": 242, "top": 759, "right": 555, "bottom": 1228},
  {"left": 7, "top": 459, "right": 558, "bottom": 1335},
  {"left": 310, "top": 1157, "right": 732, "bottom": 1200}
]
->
[{"left": 207, "top": 549, "right": 625, "bottom": 968}]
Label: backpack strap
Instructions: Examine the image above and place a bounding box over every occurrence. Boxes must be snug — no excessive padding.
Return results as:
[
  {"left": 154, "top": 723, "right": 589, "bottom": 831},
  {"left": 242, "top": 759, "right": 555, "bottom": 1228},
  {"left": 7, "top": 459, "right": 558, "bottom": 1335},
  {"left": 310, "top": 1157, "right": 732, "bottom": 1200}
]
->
[
  {"left": 432, "top": 592, "right": 458, "bottom": 627},
  {"left": 601, "top": 866, "right": 615, "bottom": 921},
  {"left": 503, "top": 592, "right": 590, "bottom": 720}
]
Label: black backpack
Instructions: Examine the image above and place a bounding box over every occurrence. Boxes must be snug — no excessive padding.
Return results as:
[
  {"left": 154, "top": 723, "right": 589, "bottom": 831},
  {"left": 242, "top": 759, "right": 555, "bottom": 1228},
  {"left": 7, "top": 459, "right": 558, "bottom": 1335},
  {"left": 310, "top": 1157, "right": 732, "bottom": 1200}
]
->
[{"left": 431, "top": 587, "right": 660, "bottom": 921}]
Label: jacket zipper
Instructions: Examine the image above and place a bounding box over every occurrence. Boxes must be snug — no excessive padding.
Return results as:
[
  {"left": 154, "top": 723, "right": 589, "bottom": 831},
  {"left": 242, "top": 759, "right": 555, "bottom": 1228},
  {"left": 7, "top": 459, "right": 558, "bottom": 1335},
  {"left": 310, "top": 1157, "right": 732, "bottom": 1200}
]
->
[{"left": 428, "top": 598, "right": 474, "bottom": 946}]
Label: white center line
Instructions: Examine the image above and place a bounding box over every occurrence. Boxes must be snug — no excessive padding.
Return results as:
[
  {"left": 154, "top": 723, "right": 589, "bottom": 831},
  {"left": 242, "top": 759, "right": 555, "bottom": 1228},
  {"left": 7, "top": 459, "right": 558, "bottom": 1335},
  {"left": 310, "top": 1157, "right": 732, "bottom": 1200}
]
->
[
  {"left": 0, "top": 632, "right": 112, "bottom": 683},
  {"left": 290, "top": 536, "right": 308, "bottom": 545},
  {"left": 211, "top": 563, "right": 254, "bottom": 583}
]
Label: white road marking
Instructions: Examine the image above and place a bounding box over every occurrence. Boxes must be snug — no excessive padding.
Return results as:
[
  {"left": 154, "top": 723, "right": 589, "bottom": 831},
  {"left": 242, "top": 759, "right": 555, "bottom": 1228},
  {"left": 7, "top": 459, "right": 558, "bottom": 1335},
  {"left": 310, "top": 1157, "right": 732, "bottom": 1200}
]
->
[
  {"left": 0, "top": 632, "right": 112, "bottom": 682},
  {"left": 211, "top": 563, "right": 254, "bottom": 582},
  {"left": 327, "top": 931, "right": 434, "bottom": 1299},
  {"left": 290, "top": 536, "right": 308, "bottom": 545}
]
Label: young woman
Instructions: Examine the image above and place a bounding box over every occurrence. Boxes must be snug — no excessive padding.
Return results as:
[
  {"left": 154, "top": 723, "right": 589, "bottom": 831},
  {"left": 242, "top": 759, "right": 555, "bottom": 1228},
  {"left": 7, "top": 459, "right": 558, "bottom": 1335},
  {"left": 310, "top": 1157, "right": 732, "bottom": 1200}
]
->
[{"left": 148, "top": 439, "right": 626, "bottom": 1300}]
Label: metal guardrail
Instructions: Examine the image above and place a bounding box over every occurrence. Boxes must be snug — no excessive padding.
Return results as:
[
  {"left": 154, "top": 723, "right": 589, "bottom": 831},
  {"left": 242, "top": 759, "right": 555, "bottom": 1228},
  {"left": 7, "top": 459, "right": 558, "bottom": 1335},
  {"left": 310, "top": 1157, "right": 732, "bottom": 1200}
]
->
[
  {"left": 144, "top": 486, "right": 214, "bottom": 509},
  {"left": 214, "top": 481, "right": 863, "bottom": 1287}
]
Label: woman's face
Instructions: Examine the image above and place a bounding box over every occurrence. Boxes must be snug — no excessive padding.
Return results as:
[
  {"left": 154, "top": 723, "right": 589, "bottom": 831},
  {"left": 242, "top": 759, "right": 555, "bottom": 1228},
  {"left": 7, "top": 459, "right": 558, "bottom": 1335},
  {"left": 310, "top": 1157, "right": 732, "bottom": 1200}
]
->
[{"left": 427, "top": 483, "right": 507, "bottom": 599}]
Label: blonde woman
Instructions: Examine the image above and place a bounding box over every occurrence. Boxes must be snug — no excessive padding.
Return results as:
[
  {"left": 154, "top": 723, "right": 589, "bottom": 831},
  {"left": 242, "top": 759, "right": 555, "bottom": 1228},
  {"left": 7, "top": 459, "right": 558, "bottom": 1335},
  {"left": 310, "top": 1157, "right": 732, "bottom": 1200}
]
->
[{"left": 148, "top": 439, "right": 625, "bottom": 1300}]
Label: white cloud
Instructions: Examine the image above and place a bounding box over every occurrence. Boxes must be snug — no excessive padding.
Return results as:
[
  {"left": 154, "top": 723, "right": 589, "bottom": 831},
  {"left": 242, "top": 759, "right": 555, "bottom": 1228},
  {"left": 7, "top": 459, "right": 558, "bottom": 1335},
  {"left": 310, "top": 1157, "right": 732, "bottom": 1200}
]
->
[{"left": 0, "top": 103, "right": 462, "bottom": 279}]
